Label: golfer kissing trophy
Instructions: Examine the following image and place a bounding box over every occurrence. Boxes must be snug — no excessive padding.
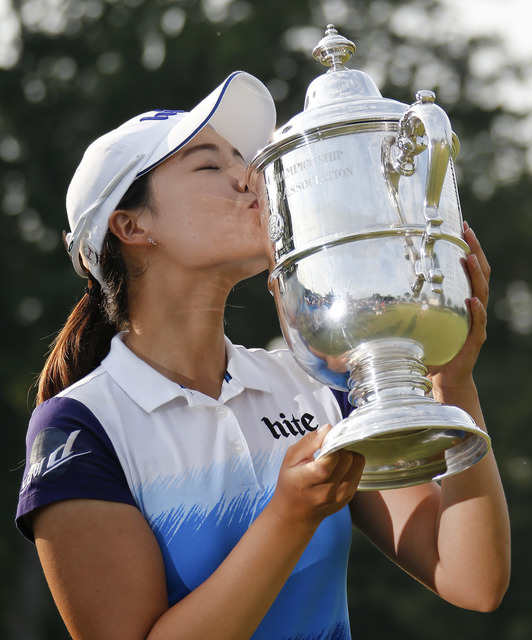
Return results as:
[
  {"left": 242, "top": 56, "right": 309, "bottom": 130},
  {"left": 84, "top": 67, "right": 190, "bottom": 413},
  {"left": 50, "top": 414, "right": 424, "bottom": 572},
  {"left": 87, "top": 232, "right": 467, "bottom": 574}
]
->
[{"left": 247, "top": 25, "right": 491, "bottom": 489}]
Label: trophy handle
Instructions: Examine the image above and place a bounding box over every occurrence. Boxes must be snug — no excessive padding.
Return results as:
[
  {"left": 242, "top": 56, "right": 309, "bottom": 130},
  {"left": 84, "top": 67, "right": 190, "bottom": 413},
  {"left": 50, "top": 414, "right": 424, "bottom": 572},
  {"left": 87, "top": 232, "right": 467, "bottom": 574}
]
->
[
  {"left": 383, "top": 90, "right": 458, "bottom": 295},
  {"left": 396, "top": 90, "right": 452, "bottom": 214}
]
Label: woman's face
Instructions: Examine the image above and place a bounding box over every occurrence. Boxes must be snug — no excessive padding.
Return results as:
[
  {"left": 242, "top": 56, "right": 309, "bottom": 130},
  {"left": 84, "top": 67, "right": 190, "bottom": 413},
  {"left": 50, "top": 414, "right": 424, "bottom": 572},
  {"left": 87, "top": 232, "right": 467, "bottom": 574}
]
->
[{"left": 144, "top": 126, "right": 268, "bottom": 281}]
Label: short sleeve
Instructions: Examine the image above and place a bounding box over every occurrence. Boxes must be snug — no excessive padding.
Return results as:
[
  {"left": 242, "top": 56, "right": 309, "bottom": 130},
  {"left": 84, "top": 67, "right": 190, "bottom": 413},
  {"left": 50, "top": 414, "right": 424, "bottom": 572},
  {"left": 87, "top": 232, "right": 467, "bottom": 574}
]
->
[{"left": 16, "top": 396, "right": 136, "bottom": 542}]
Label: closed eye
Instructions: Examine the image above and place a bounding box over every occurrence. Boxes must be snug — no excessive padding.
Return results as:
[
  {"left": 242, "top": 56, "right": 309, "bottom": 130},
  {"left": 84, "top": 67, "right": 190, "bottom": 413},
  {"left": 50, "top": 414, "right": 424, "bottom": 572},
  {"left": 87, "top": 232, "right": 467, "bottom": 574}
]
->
[{"left": 195, "top": 164, "right": 220, "bottom": 171}]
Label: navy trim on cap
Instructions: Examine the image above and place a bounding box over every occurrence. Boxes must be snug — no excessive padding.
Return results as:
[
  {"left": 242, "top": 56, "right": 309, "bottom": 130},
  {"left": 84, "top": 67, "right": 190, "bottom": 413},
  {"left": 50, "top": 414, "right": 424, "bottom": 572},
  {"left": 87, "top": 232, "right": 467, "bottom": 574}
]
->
[{"left": 136, "top": 71, "right": 241, "bottom": 178}]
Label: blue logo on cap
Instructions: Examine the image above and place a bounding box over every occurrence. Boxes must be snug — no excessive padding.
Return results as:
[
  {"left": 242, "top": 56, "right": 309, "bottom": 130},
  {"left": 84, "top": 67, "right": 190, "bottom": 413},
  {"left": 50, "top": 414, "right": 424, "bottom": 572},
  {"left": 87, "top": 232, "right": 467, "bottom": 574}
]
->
[{"left": 140, "top": 110, "right": 184, "bottom": 122}]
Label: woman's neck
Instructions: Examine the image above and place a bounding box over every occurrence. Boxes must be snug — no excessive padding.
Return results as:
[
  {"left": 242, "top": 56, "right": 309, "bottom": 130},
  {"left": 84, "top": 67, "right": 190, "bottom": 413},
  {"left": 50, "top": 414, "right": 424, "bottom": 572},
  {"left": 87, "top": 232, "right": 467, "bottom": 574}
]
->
[{"left": 125, "top": 275, "right": 231, "bottom": 399}]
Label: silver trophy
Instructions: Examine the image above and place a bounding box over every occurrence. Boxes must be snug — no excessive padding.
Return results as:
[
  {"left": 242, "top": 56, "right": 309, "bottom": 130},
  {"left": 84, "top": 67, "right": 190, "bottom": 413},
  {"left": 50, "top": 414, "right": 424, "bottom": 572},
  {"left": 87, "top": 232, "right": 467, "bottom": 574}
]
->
[{"left": 247, "top": 25, "right": 491, "bottom": 489}]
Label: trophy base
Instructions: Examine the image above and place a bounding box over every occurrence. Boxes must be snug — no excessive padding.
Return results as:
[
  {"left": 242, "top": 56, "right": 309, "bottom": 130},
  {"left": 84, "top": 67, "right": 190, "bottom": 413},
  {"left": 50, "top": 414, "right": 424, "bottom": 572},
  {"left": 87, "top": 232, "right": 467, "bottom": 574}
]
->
[{"left": 318, "top": 396, "right": 491, "bottom": 490}]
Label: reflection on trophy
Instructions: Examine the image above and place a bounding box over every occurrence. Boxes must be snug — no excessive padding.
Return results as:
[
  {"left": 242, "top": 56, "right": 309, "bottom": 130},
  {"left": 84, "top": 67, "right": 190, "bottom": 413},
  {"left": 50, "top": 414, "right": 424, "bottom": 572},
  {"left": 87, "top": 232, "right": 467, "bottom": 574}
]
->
[{"left": 247, "top": 25, "right": 491, "bottom": 490}]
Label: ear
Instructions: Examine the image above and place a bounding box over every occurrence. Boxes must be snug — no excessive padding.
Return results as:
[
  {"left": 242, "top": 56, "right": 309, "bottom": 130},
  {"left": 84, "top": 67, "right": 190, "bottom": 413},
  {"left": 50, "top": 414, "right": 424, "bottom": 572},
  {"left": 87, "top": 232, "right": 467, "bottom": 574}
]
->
[{"left": 108, "top": 209, "right": 149, "bottom": 246}]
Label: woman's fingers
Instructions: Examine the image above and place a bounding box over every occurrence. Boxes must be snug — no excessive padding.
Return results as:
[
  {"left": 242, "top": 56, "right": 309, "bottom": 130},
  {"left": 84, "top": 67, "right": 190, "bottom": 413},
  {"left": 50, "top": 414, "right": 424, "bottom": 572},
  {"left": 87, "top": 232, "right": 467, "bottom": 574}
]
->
[
  {"left": 274, "top": 430, "right": 365, "bottom": 526},
  {"left": 308, "top": 448, "right": 365, "bottom": 506},
  {"left": 313, "top": 449, "right": 362, "bottom": 484},
  {"left": 283, "top": 424, "right": 335, "bottom": 464},
  {"left": 463, "top": 222, "right": 491, "bottom": 307},
  {"left": 464, "top": 222, "right": 490, "bottom": 281},
  {"left": 331, "top": 451, "right": 365, "bottom": 502},
  {"left": 467, "top": 294, "right": 488, "bottom": 348}
]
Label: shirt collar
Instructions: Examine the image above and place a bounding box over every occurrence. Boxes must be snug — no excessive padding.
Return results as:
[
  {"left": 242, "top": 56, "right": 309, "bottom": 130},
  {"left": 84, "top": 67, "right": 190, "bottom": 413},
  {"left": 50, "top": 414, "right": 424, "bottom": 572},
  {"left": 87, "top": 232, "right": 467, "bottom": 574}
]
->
[
  {"left": 101, "top": 333, "right": 272, "bottom": 413},
  {"left": 101, "top": 333, "right": 186, "bottom": 412}
]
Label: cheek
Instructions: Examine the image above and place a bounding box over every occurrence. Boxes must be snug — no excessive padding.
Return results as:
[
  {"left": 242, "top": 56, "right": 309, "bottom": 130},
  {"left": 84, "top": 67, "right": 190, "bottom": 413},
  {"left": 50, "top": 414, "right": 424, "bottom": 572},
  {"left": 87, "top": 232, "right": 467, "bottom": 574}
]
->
[
  {"left": 152, "top": 189, "right": 264, "bottom": 262},
  {"left": 159, "top": 191, "right": 229, "bottom": 227}
]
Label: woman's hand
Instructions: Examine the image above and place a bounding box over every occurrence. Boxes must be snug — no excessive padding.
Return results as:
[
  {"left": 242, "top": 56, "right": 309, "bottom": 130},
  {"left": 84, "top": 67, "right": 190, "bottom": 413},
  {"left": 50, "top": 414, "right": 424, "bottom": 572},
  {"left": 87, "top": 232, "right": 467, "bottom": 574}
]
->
[
  {"left": 269, "top": 426, "right": 365, "bottom": 529},
  {"left": 428, "top": 221, "right": 491, "bottom": 395}
]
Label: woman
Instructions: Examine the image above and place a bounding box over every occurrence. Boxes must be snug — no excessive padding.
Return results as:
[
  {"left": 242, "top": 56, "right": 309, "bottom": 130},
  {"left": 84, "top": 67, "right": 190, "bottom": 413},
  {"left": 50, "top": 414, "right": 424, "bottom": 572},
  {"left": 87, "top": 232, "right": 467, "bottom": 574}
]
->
[{"left": 16, "top": 71, "right": 510, "bottom": 640}]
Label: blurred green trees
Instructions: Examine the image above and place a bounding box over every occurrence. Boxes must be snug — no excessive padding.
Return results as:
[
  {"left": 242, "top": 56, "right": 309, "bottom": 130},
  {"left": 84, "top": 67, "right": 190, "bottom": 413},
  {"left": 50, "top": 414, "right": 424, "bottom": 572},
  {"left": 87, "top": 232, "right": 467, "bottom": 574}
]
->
[{"left": 1, "top": 0, "right": 531, "bottom": 637}]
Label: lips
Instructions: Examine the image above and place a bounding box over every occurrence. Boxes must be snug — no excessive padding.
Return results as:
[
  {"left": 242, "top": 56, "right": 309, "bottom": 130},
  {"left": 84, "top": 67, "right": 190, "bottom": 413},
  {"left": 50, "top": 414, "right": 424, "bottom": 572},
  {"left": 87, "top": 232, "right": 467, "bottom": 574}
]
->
[{"left": 249, "top": 198, "right": 259, "bottom": 209}]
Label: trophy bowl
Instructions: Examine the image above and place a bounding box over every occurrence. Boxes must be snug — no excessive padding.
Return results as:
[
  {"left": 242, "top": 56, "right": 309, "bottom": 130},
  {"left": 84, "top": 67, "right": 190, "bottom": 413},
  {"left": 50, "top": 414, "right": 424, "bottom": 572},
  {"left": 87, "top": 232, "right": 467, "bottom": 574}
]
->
[{"left": 247, "top": 25, "right": 490, "bottom": 490}]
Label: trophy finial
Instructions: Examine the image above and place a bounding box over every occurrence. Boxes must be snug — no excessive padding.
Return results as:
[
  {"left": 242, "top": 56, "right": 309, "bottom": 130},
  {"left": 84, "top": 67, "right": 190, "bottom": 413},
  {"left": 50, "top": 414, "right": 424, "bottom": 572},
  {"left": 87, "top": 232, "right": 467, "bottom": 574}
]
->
[{"left": 312, "top": 24, "right": 356, "bottom": 71}]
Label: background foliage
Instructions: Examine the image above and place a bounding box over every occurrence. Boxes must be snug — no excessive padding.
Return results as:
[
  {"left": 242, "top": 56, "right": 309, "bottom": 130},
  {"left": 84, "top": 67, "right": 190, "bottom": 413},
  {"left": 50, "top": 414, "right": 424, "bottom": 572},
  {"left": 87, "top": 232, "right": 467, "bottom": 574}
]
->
[{"left": 1, "top": 0, "right": 531, "bottom": 637}]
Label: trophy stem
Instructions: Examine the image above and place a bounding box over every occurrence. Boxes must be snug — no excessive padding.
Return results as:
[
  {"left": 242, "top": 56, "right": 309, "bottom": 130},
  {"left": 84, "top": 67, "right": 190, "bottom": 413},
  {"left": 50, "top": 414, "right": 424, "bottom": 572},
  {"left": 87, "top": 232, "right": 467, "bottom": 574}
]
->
[
  {"left": 347, "top": 338, "right": 431, "bottom": 409},
  {"left": 318, "top": 337, "right": 491, "bottom": 490}
]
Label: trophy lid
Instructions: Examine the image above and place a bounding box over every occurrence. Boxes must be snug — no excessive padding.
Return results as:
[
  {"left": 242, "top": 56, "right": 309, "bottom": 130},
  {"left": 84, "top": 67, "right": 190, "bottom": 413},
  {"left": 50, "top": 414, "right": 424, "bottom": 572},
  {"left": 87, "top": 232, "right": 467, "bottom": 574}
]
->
[{"left": 272, "top": 25, "right": 407, "bottom": 143}]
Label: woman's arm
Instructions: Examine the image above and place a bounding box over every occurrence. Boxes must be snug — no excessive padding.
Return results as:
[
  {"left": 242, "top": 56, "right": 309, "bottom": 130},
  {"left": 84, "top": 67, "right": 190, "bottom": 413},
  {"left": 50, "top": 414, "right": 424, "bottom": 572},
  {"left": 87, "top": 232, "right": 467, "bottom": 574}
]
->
[
  {"left": 34, "top": 426, "right": 364, "bottom": 640},
  {"left": 350, "top": 223, "right": 510, "bottom": 611},
  {"left": 350, "top": 400, "right": 510, "bottom": 611}
]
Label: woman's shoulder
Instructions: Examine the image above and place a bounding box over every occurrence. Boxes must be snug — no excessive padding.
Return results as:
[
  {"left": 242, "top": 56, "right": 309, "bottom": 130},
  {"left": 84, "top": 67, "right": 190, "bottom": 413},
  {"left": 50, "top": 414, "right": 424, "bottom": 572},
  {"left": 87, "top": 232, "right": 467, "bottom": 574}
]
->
[
  {"left": 231, "top": 341, "right": 317, "bottom": 382},
  {"left": 18, "top": 393, "right": 135, "bottom": 542},
  {"left": 25, "top": 393, "right": 117, "bottom": 474},
  {"left": 229, "top": 341, "right": 351, "bottom": 417},
  {"left": 229, "top": 341, "right": 344, "bottom": 406},
  {"left": 232, "top": 339, "right": 301, "bottom": 366},
  {"left": 29, "top": 393, "right": 101, "bottom": 432}
]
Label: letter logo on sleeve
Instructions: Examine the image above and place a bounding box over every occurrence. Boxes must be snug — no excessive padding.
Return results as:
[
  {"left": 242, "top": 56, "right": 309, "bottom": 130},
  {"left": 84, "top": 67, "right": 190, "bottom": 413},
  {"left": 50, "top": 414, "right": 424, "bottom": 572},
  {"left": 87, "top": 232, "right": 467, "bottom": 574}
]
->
[{"left": 20, "top": 428, "right": 91, "bottom": 494}]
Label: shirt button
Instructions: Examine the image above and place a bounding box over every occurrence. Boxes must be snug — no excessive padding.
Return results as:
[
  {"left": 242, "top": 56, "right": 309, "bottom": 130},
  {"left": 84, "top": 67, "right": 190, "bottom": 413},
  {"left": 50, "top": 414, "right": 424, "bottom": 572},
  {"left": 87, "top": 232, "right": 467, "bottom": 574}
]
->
[
  {"left": 232, "top": 441, "right": 245, "bottom": 455},
  {"left": 216, "top": 406, "right": 228, "bottom": 418}
]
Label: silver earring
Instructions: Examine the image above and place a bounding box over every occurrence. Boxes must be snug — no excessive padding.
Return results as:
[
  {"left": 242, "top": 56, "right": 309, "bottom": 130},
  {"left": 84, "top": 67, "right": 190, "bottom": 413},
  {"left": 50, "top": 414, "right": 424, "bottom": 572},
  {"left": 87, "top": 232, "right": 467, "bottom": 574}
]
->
[{"left": 147, "top": 236, "right": 158, "bottom": 246}]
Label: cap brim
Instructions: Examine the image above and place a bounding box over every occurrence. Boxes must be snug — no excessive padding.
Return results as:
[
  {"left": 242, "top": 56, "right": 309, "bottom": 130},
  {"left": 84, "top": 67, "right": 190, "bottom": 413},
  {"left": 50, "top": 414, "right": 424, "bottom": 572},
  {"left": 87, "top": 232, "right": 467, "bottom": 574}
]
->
[{"left": 139, "top": 71, "right": 276, "bottom": 175}]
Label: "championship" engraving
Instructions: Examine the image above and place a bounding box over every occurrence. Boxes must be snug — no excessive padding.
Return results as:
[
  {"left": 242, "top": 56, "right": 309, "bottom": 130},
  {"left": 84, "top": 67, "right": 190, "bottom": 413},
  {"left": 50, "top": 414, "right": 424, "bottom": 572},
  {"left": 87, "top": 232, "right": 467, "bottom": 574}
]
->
[
  {"left": 287, "top": 166, "right": 354, "bottom": 196},
  {"left": 284, "top": 149, "right": 344, "bottom": 177}
]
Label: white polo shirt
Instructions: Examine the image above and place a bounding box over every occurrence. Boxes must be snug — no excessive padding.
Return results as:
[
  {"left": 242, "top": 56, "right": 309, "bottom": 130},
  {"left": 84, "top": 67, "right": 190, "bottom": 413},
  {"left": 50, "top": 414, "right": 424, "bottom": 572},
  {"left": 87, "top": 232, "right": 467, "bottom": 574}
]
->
[{"left": 17, "top": 334, "right": 353, "bottom": 640}]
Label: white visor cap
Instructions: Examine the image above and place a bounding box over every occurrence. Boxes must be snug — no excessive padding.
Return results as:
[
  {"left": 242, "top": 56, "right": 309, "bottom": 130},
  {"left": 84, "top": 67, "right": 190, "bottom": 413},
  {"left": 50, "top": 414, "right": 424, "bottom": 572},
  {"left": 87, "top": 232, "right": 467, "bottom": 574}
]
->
[{"left": 65, "top": 71, "right": 276, "bottom": 285}]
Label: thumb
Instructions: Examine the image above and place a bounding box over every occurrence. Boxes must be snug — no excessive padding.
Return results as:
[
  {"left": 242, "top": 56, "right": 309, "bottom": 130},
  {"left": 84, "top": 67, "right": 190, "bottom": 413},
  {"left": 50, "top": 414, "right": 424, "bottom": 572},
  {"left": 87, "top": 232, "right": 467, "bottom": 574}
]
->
[{"left": 284, "top": 424, "right": 333, "bottom": 465}]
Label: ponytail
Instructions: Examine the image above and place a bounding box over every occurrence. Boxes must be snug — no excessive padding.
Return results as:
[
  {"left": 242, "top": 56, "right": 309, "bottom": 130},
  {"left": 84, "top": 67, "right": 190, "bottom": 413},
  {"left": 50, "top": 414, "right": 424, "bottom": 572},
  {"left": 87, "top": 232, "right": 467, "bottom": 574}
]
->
[
  {"left": 36, "top": 279, "right": 117, "bottom": 404},
  {"left": 36, "top": 171, "right": 153, "bottom": 405}
]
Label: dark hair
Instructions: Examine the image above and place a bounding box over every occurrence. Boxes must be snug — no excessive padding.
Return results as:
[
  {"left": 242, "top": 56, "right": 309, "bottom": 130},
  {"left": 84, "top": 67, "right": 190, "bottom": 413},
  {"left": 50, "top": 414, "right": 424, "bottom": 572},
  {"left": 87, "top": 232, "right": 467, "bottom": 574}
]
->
[{"left": 36, "top": 171, "right": 153, "bottom": 405}]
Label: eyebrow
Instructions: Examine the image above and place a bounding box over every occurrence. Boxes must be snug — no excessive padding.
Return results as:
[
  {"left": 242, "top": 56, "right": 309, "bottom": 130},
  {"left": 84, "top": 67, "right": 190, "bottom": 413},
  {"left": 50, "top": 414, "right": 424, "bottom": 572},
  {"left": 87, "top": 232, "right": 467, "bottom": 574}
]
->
[{"left": 179, "top": 142, "right": 244, "bottom": 162}]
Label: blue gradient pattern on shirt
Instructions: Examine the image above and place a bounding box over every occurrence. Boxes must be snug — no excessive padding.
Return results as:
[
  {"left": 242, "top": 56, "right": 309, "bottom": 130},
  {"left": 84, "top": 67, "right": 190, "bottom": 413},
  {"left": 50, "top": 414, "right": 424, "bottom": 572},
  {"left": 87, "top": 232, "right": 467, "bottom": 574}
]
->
[{"left": 134, "top": 454, "right": 352, "bottom": 640}]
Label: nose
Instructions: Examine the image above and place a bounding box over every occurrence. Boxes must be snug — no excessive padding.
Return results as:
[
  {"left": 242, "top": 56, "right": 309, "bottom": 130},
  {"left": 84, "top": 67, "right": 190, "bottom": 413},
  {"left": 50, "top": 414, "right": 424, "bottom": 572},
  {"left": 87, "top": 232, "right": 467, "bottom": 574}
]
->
[{"left": 232, "top": 162, "right": 248, "bottom": 192}]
